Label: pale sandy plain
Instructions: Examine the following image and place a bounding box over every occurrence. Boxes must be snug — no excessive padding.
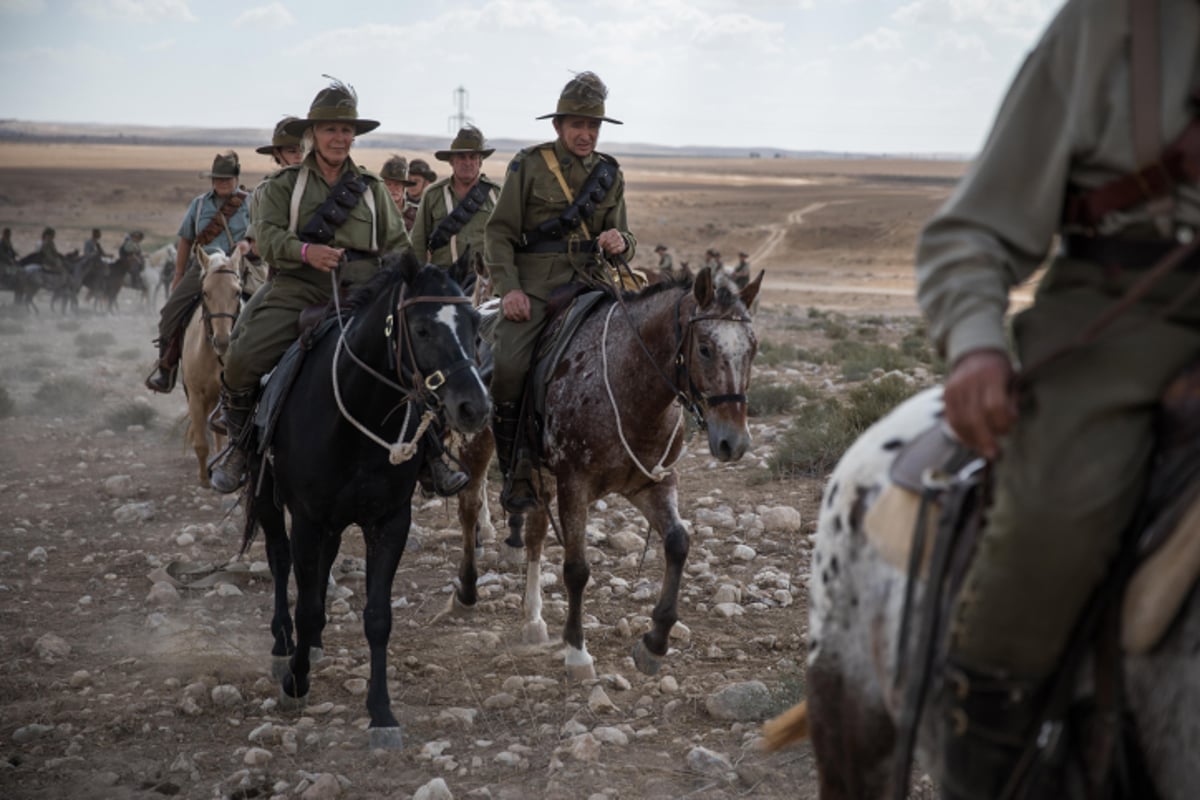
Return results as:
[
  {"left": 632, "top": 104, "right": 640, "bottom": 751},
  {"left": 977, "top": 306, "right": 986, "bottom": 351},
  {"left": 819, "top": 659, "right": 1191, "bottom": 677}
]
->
[{"left": 0, "top": 142, "right": 976, "bottom": 799}]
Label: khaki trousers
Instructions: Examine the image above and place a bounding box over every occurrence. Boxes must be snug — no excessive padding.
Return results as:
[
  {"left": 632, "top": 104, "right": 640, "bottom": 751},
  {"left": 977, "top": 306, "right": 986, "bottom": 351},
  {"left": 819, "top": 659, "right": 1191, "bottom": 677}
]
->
[
  {"left": 156, "top": 258, "right": 202, "bottom": 342},
  {"left": 949, "top": 256, "right": 1200, "bottom": 678},
  {"left": 490, "top": 295, "right": 548, "bottom": 406},
  {"left": 222, "top": 259, "right": 379, "bottom": 395}
]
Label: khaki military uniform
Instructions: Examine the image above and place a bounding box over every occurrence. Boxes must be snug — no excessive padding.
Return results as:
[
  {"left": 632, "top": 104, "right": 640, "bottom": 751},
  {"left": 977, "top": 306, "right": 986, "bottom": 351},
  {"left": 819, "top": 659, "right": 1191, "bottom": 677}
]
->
[
  {"left": 157, "top": 189, "right": 251, "bottom": 341},
  {"left": 918, "top": 0, "right": 1200, "bottom": 680},
  {"left": 411, "top": 175, "right": 501, "bottom": 268},
  {"left": 0, "top": 236, "right": 17, "bottom": 269},
  {"left": 485, "top": 139, "right": 636, "bottom": 405},
  {"left": 39, "top": 239, "right": 66, "bottom": 274},
  {"left": 83, "top": 237, "right": 107, "bottom": 260},
  {"left": 222, "top": 152, "right": 411, "bottom": 395},
  {"left": 402, "top": 194, "right": 420, "bottom": 232}
]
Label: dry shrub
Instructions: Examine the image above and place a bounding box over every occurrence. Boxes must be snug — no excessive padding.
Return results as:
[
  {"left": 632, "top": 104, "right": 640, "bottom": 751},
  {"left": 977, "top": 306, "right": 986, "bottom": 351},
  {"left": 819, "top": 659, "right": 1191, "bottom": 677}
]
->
[
  {"left": 755, "top": 339, "right": 799, "bottom": 368},
  {"left": 105, "top": 401, "right": 157, "bottom": 430},
  {"left": 828, "top": 340, "right": 916, "bottom": 381},
  {"left": 748, "top": 382, "right": 815, "bottom": 418},
  {"left": 769, "top": 375, "right": 920, "bottom": 478},
  {"left": 33, "top": 375, "right": 95, "bottom": 416}
]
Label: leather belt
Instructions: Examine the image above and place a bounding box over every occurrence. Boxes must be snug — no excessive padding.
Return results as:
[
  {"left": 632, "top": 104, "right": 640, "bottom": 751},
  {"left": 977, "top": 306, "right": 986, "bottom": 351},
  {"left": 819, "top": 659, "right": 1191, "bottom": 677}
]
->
[
  {"left": 1061, "top": 234, "right": 1200, "bottom": 271},
  {"left": 515, "top": 238, "right": 598, "bottom": 255},
  {"left": 342, "top": 249, "right": 378, "bottom": 262}
]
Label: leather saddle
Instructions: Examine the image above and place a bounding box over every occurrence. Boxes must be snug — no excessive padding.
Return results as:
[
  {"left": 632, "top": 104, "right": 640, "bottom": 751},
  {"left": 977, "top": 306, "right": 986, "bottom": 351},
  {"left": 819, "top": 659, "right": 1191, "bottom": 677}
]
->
[{"left": 865, "top": 361, "right": 1200, "bottom": 656}]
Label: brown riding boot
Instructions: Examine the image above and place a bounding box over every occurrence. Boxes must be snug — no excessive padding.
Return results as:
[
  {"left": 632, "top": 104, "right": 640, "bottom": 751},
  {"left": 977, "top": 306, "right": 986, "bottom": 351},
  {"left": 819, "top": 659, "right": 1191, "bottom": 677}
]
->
[
  {"left": 939, "top": 659, "right": 1044, "bottom": 800},
  {"left": 144, "top": 334, "right": 181, "bottom": 394},
  {"left": 493, "top": 402, "right": 537, "bottom": 513},
  {"left": 417, "top": 425, "right": 469, "bottom": 497},
  {"left": 209, "top": 381, "right": 257, "bottom": 494}
]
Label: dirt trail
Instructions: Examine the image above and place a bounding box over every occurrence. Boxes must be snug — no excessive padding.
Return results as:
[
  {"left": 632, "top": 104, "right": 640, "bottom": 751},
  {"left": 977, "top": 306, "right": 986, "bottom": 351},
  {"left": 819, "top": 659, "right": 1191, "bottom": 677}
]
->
[{"left": 749, "top": 200, "right": 854, "bottom": 265}]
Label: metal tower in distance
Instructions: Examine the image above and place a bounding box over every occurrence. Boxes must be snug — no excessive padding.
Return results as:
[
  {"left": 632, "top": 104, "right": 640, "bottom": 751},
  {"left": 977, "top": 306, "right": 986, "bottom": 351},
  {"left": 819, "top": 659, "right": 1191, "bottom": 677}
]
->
[{"left": 448, "top": 86, "right": 473, "bottom": 132}]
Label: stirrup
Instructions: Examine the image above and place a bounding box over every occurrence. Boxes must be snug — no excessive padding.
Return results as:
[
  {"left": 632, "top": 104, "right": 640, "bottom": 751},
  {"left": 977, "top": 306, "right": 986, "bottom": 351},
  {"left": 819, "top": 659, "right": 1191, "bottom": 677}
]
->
[
  {"left": 500, "top": 478, "right": 538, "bottom": 513},
  {"left": 207, "top": 403, "right": 227, "bottom": 435}
]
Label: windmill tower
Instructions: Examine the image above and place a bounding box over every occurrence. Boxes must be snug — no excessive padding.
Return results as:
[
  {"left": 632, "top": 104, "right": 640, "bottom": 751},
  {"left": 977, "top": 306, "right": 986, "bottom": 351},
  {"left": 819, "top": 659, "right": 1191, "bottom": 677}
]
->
[{"left": 448, "top": 86, "right": 472, "bottom": 132}]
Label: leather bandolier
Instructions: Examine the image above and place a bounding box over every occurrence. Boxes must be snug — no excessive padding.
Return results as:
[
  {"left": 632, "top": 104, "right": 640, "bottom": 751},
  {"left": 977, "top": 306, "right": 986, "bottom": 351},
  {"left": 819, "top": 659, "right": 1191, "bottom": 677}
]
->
[{"left": 427, "top": 181, "right": 493, "bottom": 253}]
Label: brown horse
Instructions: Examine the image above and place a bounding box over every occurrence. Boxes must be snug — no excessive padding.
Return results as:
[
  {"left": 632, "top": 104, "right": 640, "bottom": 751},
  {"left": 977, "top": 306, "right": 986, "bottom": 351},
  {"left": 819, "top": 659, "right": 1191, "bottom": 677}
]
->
[
  {"left": 180, "top": 249, "right": 241, "bottom": 485},
  {"left": 449, "top": 266, "right": 762, "bottom": 679}
]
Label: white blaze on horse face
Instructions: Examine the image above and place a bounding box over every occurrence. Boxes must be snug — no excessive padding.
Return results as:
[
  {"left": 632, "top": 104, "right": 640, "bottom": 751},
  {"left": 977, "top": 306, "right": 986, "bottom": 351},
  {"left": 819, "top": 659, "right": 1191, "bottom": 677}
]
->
[
  {"left": 434, "top": 304, "right": 486, "bottom": 394},
  {"left": 711, "top": 323, "right": 755, "bottom": 395}
]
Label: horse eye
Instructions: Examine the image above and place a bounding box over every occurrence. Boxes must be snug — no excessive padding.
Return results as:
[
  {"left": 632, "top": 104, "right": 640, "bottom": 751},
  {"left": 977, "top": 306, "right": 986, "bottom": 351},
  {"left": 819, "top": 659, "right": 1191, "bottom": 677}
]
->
[{"left": 698, "top": 344, "right": 713, "bottom": 360}]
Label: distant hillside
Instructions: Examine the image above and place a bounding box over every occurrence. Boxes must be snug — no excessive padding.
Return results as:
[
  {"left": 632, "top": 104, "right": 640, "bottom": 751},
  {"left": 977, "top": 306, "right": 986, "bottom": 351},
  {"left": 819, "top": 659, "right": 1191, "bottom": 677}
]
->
[{"left": 0, "top": 120, "right": 966, "bottom": 161}]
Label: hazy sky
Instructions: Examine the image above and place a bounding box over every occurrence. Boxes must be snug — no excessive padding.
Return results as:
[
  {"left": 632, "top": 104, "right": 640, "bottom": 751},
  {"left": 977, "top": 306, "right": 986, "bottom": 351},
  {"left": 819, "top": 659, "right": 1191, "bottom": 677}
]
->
[{"left": 0, "top": 0, "right": 1063, "bottom": 155}]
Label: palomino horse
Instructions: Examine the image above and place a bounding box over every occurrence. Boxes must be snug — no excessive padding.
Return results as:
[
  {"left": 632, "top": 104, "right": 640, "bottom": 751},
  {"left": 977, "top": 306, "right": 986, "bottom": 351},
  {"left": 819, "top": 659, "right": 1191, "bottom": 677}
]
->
[
  {"left": 765, "top": 386, "right": 1199, "bottom": 799},
  {"left": 242, "top": 253, "right": 489, "bottom": 749},
  {"left": 180, "top": 249, "right": 241, "bottom": 485},
  {"left": 450, "top": 267, "right": 762, "bottom": 680}
]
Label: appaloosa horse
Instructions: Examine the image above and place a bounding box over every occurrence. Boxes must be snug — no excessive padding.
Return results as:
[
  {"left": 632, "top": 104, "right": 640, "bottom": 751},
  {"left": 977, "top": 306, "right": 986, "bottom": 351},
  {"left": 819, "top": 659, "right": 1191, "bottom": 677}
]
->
[
  {"left": 768, "top": 386, "right": 1200, "bottom": 800},
  {"left": 242, "top": 252, "right": 489, "bottom": 749},
  {"left": 180, "top": 249, "right": 241, "bottom": 485},
  {"left": 449, "top": 267, "right": 762, "bottom": 680}
]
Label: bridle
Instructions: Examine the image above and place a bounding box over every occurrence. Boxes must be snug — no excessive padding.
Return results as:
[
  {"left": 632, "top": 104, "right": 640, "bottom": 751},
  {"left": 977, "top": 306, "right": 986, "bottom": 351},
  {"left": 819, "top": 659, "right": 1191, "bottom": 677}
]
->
[
  {"left": 670, "top": 291, "right": 753, "bottom": 430},
  {"left": 328, "top": 266, "right": 478, "bottom": 464},
  {"left": 200, "top": 266, "right": 241, "bottom": 361}
]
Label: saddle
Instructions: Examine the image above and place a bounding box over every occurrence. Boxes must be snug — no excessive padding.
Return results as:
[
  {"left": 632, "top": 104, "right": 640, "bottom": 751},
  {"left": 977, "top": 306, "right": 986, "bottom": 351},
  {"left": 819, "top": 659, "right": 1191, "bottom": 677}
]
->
[
  {"left": 529, "top": 283, "right": 608, "bottom": 422},
  {"left": 868, "top": 363, "right": 1200, "bottom": 656}
]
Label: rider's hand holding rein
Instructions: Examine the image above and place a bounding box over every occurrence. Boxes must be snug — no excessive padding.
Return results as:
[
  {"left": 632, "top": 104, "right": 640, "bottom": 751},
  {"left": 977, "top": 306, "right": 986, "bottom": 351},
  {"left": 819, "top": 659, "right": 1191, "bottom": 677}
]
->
[
  {"left": 303, "top": 244, "right": 345, "bottom": 273},
  {"left": 597, "top": 228, "right": 627, "bottom": 256},
  {"left": 501, "top": 288, "right": 531, "bottom": 322},
  {"left": 942, "top": 348, "right": 1017, "bottom": 461}
]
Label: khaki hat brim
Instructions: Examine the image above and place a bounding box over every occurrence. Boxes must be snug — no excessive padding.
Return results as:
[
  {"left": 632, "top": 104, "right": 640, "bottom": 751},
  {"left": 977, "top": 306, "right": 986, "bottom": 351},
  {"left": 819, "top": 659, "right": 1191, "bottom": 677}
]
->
[
  {"left": 434, "top": 148, "right": 495, "bottom": 162},
  {"left": 536, "top": 112, "right": 623, "bottom": 125},
  {"left": 281, "top": 117, "right": 380, "bottom": 138},
  {"left": 200, "top": 172, "right": 240, "bottom": 179},
  {"left": 254, "top": 145, "right": 277, "bottom": 155}
]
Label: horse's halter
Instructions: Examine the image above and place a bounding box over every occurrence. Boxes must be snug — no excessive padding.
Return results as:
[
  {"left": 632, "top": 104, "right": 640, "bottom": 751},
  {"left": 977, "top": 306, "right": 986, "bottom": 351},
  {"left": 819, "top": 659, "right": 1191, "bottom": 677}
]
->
[
  {"left": 200, "top": 266, "right": 242, "bottom": 359},
  {"left": 670, "top": 291, "right": 753, "bottom": 431},
  {"left": 385, "top": 281, "right": 477, "bottom": 410}
]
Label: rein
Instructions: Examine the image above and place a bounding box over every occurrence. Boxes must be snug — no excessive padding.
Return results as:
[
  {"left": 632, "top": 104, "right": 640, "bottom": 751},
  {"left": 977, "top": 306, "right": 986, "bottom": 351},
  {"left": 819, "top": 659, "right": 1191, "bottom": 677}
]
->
[{"left": 327, "top": 264, "right": 474, "bottom": 465}]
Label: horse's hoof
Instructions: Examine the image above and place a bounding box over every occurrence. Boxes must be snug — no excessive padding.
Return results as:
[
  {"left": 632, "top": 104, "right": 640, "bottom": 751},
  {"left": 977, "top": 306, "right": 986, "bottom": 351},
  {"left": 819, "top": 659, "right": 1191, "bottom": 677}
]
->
[
  {"left": 521, "top": 619, "right": 549, "bottom": 645},
  {"left": 277, "top": 688, "right": 308, "bottom": 712},
  {"left": 433, "top": 592, "right": 475, "bottom": 623},
  {"left": 271, "top": 655, "right": 291, "bottom": 683},
  {"left": 564, "top": 647, "right": 596, "bottom": 682},
  {"left": 368, "top": 726, "right": 404, "bottom": 750},
  {"left": 632, "top": 639, "right": 663, "bottom": 676}
]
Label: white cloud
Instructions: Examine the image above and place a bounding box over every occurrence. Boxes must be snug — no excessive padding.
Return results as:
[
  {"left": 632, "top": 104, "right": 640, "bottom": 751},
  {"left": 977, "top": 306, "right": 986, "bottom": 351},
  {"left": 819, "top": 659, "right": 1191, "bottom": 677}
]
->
[
  {"left": 893, "top": 0, "right": 1057, "bottom": 37},
  {"left": 74, "top": 0, "right": 195, "bottom": 22},
  {"left": 140, "top": 37, "right": 175, "bottom": 52},
  {"left": 850, "top": 26, "right": 902, "bottom": 51},
  {"left": 937, "top": 29, "right": 992, "bottom": 60},
  {"left": 234, "top": 2, "right": 296, "bottom": 29}
]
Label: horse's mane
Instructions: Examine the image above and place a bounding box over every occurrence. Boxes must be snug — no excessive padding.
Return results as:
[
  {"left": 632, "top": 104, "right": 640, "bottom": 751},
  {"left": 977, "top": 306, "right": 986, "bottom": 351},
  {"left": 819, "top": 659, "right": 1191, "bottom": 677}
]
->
[
  {"left": 622, "top": 268, "right": 744, "bottom": 314},
  {"left": 341, "top": 255, "right": 411, "bottom": 316}
]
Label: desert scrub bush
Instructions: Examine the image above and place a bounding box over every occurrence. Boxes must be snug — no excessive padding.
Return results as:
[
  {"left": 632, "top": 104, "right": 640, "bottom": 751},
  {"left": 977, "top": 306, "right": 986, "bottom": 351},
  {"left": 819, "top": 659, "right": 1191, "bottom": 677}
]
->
[
  {"left": 56, "top": 320, "right": 82, "bottom": 333},
  {"left": 33, "top": 375, "right": 95, "bottom": 416},
  {"left": 104, "top": 401, "right": 157, "bottom": 430},
  {"left": 748, "top": 382, "right": 803, "bottom": 417},
  {"left": 828, "top": 340, "right": 916, "bottom": 381},
  {"left": 769, "top": 374, "right": 920, "bottom": 478},
  {"left": 756, "top": 340, "right": 799, "bottom": 367},
  {"left": 0, "top": 384, "right": 14, "bottom": 418}
]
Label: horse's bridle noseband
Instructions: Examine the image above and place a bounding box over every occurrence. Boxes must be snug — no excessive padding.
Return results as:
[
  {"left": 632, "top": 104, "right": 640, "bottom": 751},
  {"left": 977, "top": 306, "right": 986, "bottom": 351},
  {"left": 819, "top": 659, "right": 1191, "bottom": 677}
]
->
[
  {"left": 200, "top": 266, "right": 242, "bottom": 359},
  {"left": 671, "top": 292, "right": 753, "bottom": 430},
  {"left": 385, "top": 283, "right": 477, "bottom": 409}
]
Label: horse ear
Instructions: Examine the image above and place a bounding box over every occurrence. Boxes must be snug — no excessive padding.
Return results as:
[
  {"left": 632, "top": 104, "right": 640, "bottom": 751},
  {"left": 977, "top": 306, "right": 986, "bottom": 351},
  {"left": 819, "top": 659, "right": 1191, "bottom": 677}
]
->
[
  {"left": 694, "top": 266, "right": 715, "bottom": 306},
  {"left": 399, "top": 249, "right": 421, "bottom": 284},
  {"left": 196, "top": 248, "right": 210, "bottom": 273},
  {"left": 739, "top": 270, "right": 764, "bottom": 313}
]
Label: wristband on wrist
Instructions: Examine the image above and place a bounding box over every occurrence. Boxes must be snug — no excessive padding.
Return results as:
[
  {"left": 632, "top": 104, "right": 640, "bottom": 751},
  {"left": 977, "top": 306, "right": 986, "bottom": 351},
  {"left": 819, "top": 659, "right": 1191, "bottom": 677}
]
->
[{"left": 301, "top": 243, "right": 309, "bottom": 264}]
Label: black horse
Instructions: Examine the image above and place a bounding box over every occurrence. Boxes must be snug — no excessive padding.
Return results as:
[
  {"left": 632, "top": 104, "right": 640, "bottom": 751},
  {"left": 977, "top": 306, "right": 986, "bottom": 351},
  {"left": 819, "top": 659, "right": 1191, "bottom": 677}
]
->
[{"left": 241, "top": 252, "right": 489, "bottom": 749}]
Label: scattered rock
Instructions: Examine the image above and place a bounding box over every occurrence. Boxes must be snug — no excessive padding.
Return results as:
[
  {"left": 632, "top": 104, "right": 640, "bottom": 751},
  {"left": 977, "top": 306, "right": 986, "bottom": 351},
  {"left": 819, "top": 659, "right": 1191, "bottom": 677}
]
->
[
  {"left": 760, "top": 505, "right": 802, "bottom": 532},
  {"left": 483, "top": 692, "right": 516, "bottom": 710},
  {"left": 27, "top": 546, "right": 48, "bottom": 565},
  {"left": 414, "top": 777, "right": 453, "bottom": 800},
  {"left": 567, "top": 733, "right": 601, "bottom": 762},
  {"left": 607, "top": 530, "right": 646, "bottom": 555},
  {"left": 34, "top": 632, "right": 71, "bottom": 663},
  {"left": 713, "top": 602, "right": 745, "bottom": 619},
  {"left": 705, "top": 680, "right": 774, "bottom": 721},
  {"left": 732, "top": 544, "right": 757, "bottom": 562},
  {"left": 587, "top": 685, "right": 618, "bottom": 714},
  {"left": 146, "top": 581, "right": 180, "bottom": 607},
  {"left": 686, "top": 745, "right": 734, "bottom": 778},
  {"left": 102, "top": 475, "right": 135, "bottom": 498},
  {"left": 112, "top": 501, "right": 155, "bottom": 524},
  {"left": 211, "top": 684, "right": 243, "bottom": 707},
  {"left": 301, "top": 773, "right": 343, "bottom": 799},
  {"left": 591, "top": 725, "right": 628, "bottom": 746},
  {"left": 243, "top": 747, "right": 272, "bottom": 766}
]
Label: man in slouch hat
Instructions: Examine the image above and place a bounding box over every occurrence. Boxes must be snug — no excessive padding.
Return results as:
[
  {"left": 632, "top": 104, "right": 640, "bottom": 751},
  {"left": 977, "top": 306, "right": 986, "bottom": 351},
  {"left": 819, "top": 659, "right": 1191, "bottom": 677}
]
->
[
  {"left": 145, "top": 151, "right": 250, "bottom": 393},
  {"left": 411, "top": 126, "right": 501, "bottom": 268},
  {"left": 485, "top": 71, "right": 635, "bottom": 512}
]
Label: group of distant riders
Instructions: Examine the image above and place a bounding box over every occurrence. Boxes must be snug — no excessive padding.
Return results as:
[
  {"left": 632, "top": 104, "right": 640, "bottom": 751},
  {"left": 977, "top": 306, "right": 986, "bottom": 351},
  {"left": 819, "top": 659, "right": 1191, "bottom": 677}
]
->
[{"left": 0, "top": 224, "right": 148, "bottom": 311}]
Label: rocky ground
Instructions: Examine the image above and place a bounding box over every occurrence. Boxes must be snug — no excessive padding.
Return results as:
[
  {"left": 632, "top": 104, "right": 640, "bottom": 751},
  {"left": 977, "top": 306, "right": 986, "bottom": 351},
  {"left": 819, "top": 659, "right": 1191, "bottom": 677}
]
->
[{"left": 0, "top": 298, "right": 885, "bottom": 800}]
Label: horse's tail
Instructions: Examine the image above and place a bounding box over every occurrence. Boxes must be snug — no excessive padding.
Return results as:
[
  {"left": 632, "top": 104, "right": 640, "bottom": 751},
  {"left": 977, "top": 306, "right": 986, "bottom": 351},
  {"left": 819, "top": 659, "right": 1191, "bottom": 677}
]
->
[
  {"left": 239, "top": 480, "right": 259, "bottom": 557},
  {"left": 760, "top": 700, "right": 809, "bottom": 751}
]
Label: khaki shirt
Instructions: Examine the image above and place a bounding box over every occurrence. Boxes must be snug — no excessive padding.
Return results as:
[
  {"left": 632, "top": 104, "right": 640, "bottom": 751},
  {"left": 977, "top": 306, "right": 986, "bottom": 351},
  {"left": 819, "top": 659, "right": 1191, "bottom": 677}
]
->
[
  {"left": 485, "top": 139, "right": 636, "bottom": 300},
  {"left": 255, "top": 152, "right": 411, "bottom": 286},
  {"left": 917, "top": 0, "right": 1200, "bottom": 364},
  {"left": 410, "top": 174, "right": 502, "bottom": 268}
]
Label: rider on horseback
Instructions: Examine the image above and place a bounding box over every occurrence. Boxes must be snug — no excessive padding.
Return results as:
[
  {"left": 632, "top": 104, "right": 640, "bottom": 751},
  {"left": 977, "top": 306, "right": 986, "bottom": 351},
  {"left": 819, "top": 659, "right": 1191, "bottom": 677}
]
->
[
  {"left": 208, "top": 77, "right": 467, "bottom": 498},
  {"left": 484, "top": 71, "right": 636, "bottom": 513},
  {"left": 917, "top": 1, "right": 1200, "bottom": 797}
]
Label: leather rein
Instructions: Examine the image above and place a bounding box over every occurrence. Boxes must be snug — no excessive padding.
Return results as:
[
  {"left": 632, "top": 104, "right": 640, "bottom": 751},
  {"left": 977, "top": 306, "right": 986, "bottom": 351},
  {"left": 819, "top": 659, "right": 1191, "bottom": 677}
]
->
[{"left": 200, "top": 266, "right": 242, "bottom": 362}]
